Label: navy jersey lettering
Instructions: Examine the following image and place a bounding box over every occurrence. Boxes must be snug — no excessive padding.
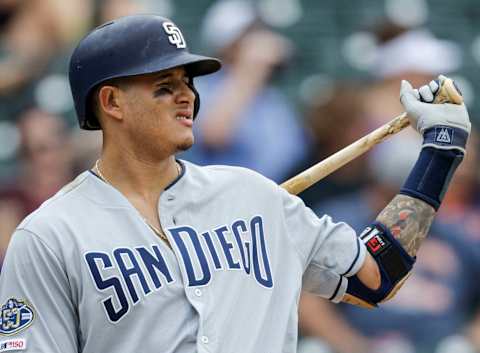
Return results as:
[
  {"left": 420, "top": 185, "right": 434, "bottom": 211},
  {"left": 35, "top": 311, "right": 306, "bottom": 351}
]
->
[
  {"left": 136, "top": 245, "right": 173, "bottom": 289},
  {"left": 85, "top": 252, "right": 130, "bottom": 322},
  {"left": 168, "top": 216, "right": 273, "bottom": 288},
  {"left": 232, "top": 220, "right": 251, "bottom": 274},
  {"left": 85, "top": 245, "right": 174, "bottom": 322},
  {"left": 169, "top": 226, "right": 211, "bottom": 286},
  {"left": 214, "top": 226, "right": 241, "bottom": 270},
  {"left": 113, "top": 248, "right": 151, "bottom": 303},
  {"left": 201, "top": 232, "right": 223, "bottom": 270},
  {"left": 251, "top": 216, "right": 273, "bottom": 288}
]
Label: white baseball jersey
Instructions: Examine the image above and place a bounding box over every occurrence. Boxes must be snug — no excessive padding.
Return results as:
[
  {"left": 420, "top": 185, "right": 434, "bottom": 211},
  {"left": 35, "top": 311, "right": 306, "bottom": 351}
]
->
[{"left": 0, "top": 160, "right": 366, "bottom": 353}]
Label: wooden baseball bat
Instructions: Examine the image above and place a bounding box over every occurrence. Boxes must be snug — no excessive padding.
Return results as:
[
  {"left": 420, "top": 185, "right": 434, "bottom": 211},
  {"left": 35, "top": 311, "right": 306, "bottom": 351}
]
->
[{"left": 281, "top": 78, "right": 464, "bottom": 195}]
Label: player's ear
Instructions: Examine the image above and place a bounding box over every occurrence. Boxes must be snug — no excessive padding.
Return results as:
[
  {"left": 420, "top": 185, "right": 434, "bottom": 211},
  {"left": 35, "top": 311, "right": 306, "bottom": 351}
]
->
[{"left": 97, "top": 85, "right": 124, "bottom": 123}]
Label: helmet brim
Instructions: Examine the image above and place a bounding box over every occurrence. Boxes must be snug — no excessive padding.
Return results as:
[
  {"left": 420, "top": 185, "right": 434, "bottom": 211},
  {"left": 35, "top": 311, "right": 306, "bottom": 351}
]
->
[{"left": 120, "top": 52, "right": 222, "bottom": 78}]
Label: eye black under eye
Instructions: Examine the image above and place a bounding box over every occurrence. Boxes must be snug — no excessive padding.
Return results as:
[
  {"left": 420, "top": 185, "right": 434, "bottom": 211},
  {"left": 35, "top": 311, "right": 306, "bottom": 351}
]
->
[{"left": 154, "top": 86, "right": 173, "bottom": 96}]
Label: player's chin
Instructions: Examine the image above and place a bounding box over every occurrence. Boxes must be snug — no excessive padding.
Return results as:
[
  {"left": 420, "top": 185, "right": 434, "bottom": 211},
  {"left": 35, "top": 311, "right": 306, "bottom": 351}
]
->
[{"left": 176, "top": 135, "right": 194, "bottom": 152}]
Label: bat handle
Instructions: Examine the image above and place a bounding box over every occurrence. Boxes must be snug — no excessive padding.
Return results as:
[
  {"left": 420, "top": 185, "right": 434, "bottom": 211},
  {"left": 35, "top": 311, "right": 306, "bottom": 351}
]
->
[
  {"left": 390, "top": 77, "right": 464, "bottom": 136},
  {"left": 433, "top": 77, "right": 463, "bottom": 105},
  {"left": 394, "top": 77, "right": 464, "bottom": 133}
]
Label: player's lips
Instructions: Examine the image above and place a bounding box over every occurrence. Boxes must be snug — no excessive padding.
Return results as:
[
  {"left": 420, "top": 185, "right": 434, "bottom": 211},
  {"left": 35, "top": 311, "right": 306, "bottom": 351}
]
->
[{"left": 175, "top": 110, "right": 193, "bottom": 127}]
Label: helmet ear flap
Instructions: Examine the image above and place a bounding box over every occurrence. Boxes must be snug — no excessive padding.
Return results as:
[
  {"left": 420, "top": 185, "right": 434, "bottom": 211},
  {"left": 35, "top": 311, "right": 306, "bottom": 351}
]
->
[{"left": 188, "top": 78, "right": 201, "bottom": 119}]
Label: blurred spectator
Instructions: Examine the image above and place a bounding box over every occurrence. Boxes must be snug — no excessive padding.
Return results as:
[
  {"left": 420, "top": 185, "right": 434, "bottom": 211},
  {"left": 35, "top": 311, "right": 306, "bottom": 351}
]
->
[
  {"left": 70, "top": 128, "right": 102, "bottom": 174},
  {"left": 299, "top": 133, "right": 480, "bottom": 353},
  {"left": 93, "top": 0, "right": 147, "bottom": 25},
  {"left": 0, "top": 108, "right": 74, "bottom": 264},
  {"left": 297, "top": 21, "right": 480, "bottom": 353},
  {"left": 362, "top": 21, "right": 480, "bottom": 231},
  {"left": 291, "top": 21, "right": 463, "bottom": 207},
  {"left": 182, "top": 0, "right": 310, "bottom": 182},
  {"left": 288, "top": 82, "right": 370, "bottom": 207},
  {"left": 0, "top": 0, "right": 91, "bottom": 95},
  {"left": 438, "top": 132, "right": 480, "bottom": 232},
  {"left": 0, "top": 0, "right": 57, "bottom": 95},
  {"left": 0, "top": 0, "right": 91, "bottom": 125},
  {"left": 363, "top": 22, "right": 462, "bottom": 128}
]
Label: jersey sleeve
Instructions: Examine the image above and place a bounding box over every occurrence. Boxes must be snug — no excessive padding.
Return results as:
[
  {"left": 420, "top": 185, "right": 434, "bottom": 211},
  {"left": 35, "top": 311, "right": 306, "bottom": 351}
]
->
[
  {"left": 0, "top": 228, "right": 78, "bottom": 352},
  {"left": 278, "top": 186, "right": 366, "bottom": 302}
]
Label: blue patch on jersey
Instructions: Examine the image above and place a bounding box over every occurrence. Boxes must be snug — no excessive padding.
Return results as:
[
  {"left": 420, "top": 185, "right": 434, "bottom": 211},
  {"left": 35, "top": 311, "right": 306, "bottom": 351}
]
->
[{"left": 0, "top": 298, "right": 35, "bottom": 335}]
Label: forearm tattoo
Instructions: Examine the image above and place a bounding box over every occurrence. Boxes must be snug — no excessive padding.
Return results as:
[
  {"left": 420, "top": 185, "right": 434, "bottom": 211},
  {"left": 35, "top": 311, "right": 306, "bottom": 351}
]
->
[{"left": 376, "top": 194, "right": 436, "bottom": 257}]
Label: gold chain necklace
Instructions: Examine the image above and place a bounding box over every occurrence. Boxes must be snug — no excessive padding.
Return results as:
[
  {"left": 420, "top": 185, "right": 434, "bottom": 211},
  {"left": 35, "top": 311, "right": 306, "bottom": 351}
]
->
[{"left": 94, "top": 159, "right": 178, "bottom": 247}]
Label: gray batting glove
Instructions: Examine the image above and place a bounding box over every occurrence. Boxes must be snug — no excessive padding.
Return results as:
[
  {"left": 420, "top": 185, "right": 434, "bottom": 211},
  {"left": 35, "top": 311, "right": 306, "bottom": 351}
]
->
[{"left": 400, "top": 75, "right": 471, "bottom": 154}]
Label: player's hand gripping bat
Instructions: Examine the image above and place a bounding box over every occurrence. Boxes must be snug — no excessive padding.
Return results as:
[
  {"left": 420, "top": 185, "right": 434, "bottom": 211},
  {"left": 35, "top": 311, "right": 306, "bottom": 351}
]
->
[{"left": 281, "top": 78, "right": 464, "bottom": 195}]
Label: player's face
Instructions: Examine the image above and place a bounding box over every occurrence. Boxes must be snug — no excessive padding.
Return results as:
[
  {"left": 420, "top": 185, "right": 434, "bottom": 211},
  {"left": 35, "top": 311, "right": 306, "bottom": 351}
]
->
[{"left": 119, "top": 67, "right": 196, "bottom": 157}]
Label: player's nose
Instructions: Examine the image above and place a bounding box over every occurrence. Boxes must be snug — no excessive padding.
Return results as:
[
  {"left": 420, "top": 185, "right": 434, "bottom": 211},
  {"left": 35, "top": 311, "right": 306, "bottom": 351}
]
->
[{"left": 175, "top": 82, "right": 196, "bottom": 108}]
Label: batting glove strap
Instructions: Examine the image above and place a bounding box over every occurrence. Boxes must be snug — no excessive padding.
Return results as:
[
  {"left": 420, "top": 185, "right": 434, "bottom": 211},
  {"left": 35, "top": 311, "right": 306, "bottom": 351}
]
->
[
  {"left": 400, "top": 147, "right": 464, "bottom": 210},
  {"left": 422, "top": 125, "right": 469, "bottom": 153}
]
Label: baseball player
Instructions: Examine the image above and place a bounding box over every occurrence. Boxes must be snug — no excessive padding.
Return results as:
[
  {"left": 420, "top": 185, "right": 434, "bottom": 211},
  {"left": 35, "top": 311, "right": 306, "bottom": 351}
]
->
[{"left": 0, "top": 15, "right": 471, "bottom": 353}]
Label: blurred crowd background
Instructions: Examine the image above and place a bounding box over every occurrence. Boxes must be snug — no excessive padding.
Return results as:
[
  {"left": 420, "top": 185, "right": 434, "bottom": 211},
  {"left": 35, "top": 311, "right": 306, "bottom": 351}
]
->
[{"left": 0, "top": 0, "right": 479, "bottom": 352}]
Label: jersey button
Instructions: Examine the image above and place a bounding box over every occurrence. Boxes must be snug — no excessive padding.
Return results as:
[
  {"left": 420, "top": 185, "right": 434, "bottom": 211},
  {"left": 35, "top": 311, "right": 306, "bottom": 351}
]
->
[
  {"left": 201, "top": 335, "right": 209, "bottom": 344},
  {"left": 167, "top": 195, "right": 175, "bottom": 201},
  {"left": 194, "top": 289, "right": 202, "bottom": 297}
]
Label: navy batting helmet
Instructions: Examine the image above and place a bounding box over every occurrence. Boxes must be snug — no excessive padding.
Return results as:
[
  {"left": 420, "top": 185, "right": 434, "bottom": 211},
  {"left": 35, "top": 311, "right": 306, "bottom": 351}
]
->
[{"left": 69, "top": 14, "right": 221, "bottom": 130}]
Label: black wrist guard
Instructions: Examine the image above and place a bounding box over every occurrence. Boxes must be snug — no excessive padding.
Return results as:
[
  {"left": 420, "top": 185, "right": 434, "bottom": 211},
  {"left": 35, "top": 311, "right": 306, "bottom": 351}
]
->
[
  {"left": 344, "top": 222, "right": 415, "bottom": 308},
  {"left": 400, "top": 147, "right": 463, "bottom": 210}
]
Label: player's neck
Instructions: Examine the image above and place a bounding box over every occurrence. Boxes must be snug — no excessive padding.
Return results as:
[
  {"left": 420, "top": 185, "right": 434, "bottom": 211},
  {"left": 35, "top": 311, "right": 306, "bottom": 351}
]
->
[{"left": 96, "top": 149, "right": 180, "bottom": 202}]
